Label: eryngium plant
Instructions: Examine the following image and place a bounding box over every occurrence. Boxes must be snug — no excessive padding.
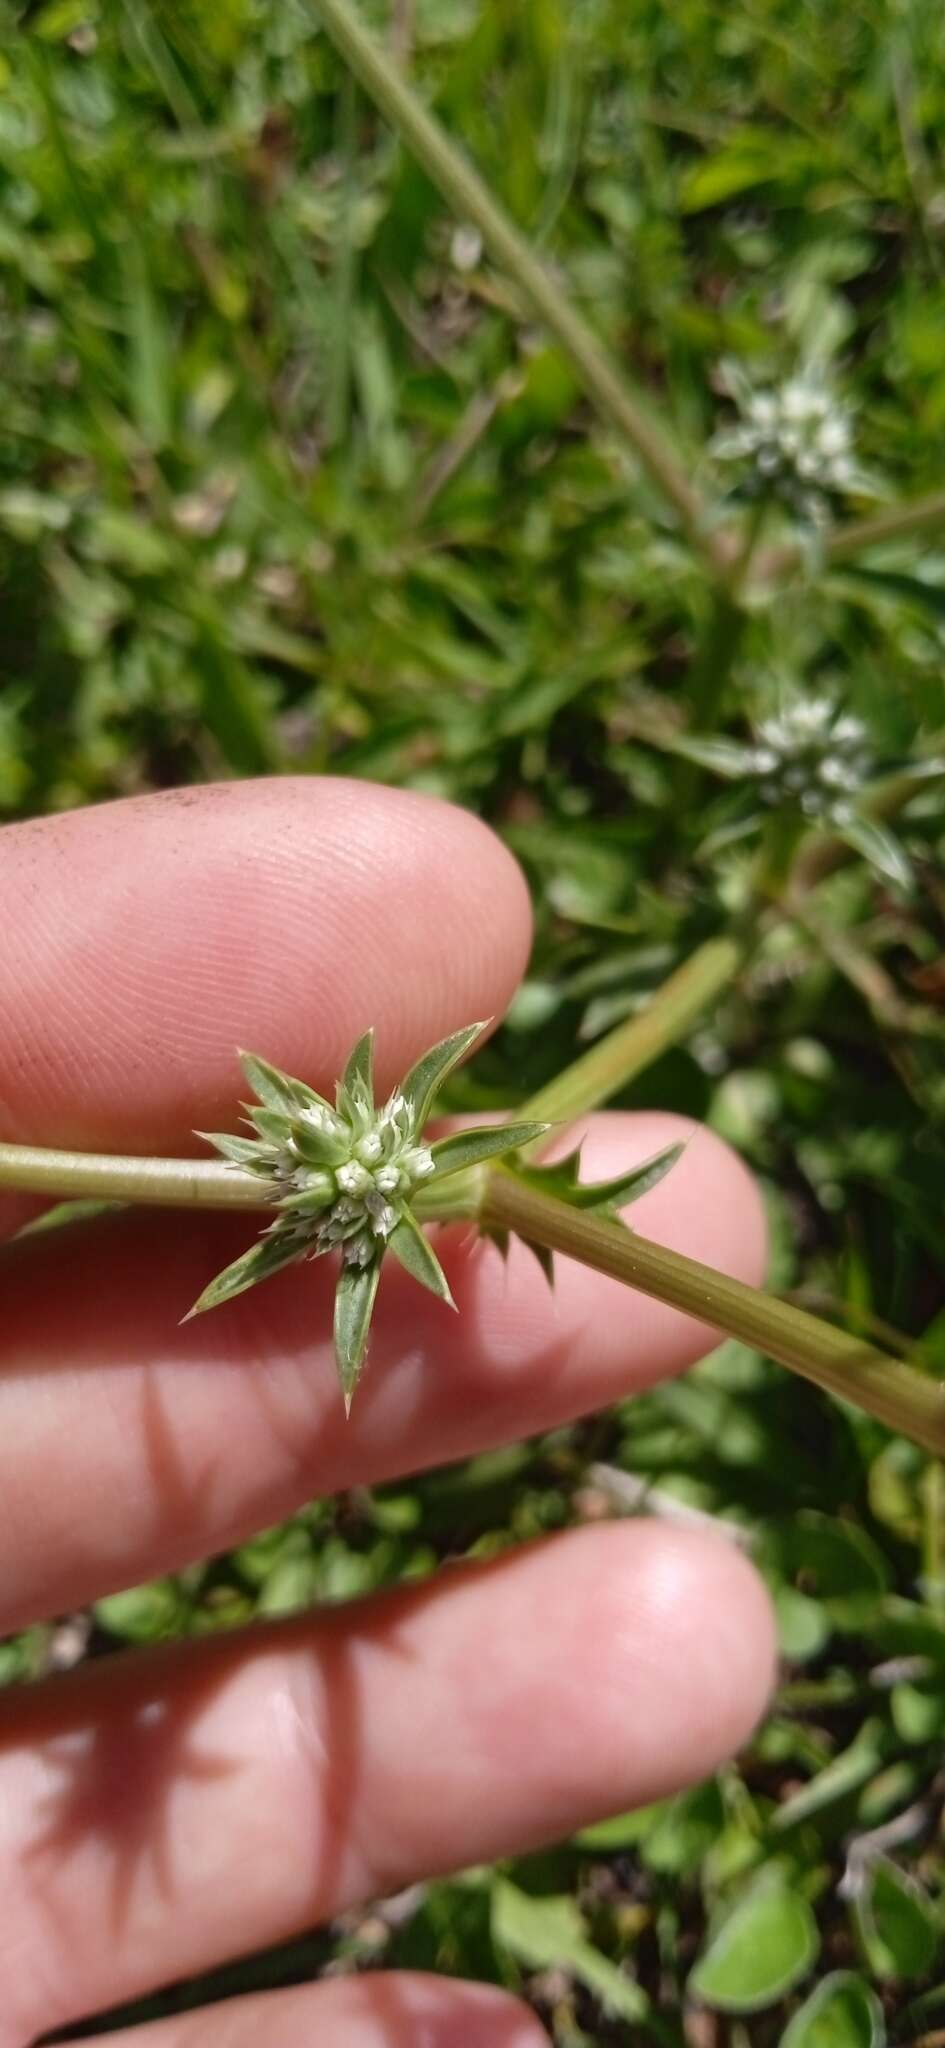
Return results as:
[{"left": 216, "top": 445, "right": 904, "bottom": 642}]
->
[
  {"left": 666, "top": 688, "right": 911, "bottom": 888},
  {"left": 187, "top": 1023, "right": 549, "bottom": 1407},
  {"left": 0, "top": 1016, "right": 942, "bottom": 1452}
]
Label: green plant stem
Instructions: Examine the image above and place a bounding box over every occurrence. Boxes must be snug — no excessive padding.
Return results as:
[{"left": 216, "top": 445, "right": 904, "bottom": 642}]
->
[
  {"left": 310, "top": 0, "right": 726, "bottom": 575},
  {"left": 684, "top": 591, "right": 748, "bottom": 733},
  {"left": 760, "top": 488, "right": 945, "bottom": 584},
  {"left": 521, "top": 934, "right": 744, "bottom": 1129},
  {"left": 482, "top": 1172, "right": 945, "bottom": 1456},
  {"left": 0, "top": 1143, "right": 487, "bottom": 1224},
  {"left": 1, "top": 1136, "right": 939, "bottom": 1450},
  {"left": 0, "top": 1145, "right": 267, "bottom": 1210}
]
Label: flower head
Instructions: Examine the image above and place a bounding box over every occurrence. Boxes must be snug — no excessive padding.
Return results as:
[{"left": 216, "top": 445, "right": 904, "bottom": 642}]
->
[
  {"left": 711, "top": 364, "right": 869, "bottom": 517},
  {"left": 187, "top": 1024, "right": 548, "bottom": 1410},
  {"left": 748, "top": 691, "right": 872, "bottom": 825}
]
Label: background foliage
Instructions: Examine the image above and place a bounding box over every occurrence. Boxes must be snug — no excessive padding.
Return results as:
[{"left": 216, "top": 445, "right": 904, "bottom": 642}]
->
[{"left": 3, "top": 0, "right": 945, "bottom": 2039}]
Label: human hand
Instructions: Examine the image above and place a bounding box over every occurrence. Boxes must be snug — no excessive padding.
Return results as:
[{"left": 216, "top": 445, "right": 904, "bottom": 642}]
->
[{"left": 0, "top": 779, "right": 776, "bottom": 2046}]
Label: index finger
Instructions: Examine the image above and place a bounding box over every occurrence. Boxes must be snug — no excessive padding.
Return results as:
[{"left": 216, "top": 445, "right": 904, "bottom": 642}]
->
[{"left": 0, "top": 777, "right": 533, "bottom": 1221}]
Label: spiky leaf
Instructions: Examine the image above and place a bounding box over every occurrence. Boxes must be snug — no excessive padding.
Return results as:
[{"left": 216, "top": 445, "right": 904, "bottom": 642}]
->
[
  {"left": 183, "top": 1232, "right": 302, "bottom": 1320},
  {"left": 239, "top": 1051, "right": 330, "bottom": 1117},
  {"left": 839, "top": 815, "right": 912, "bottom": 891},
  {"left": 522, "top": 1237, "right": 555, "bottom": 1285},
  {"left": 662, "top": 734, "right": 761, "bottom": 779},
  {"left": 398, "top": 1021, "right": 487, "bottom": 1135},
  {"left": 513, "top": 1140, "right": 685, "bottom": 1215},
  {"left": 334, "top": 1256, "right": 382, "bottom": 1412},
  {"left": 387, "top": 1208, "right": 456, "bottom": 1307},
  {"left": 246, "top": 1105, "right": 295, "bottom": 1147},
  {"left": 197, "top": 1130, "right": 277, "bottom": 1173},
  {"left": 339, "top": 1028, "right": 375, "bottom": 1113},
  {"left": 429, "top": 1120, "right": 550, "bottom": 1180}
]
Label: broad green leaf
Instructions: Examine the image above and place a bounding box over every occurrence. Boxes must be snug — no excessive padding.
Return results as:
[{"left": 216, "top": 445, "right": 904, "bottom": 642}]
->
[
  {"left": 780, "top": 1971, "right": 885, "bottom": 2048},
  {"left": 773, "top": 1584, "right": 832, "bottom": 1663},
  {"left": 855, "top": 1857, "right": 941, "bottom": 1981},
  {"left": 768, "top": 1512, "right": 890, "bottom": 1626},
  {"left": 240, "top": 1051, "right": 330, "bottom": 1118},
  {"left": 689, "top": 1877, "right": 819, "bottom": 2013},
  {"left": 641, "top": 1780, "right": 727, "bottom": 1876},
  {"left": 334, "top": 1257, "right": 381, "bottom": 1413},
  {"left": 339, "top": 1029, "right": 375, "bottom": 1112},
  {"left": 183, "top": 1232, "right": 303, "bottom": 1319},
  {"left": 387, "top": 1210, "right": 456, "bottom": 1308},
  {"left": 397, "top": 1021, "right": 487, "bottom": 1134},
  {"left": 838, "top": 816, "right": 912, "bottom": 891},
  {"left": 891, "top": 1678, "right": 945, "bottom": 1744},
  {"left": 428, "top": 1120, "right": 550, "bottom": 1179},
  {"left": 95, "top": 1577, "right": 185, "bottom": 1644},
  {"left": 492, "top": 1879, "right": 649, "bottom": 2024}
]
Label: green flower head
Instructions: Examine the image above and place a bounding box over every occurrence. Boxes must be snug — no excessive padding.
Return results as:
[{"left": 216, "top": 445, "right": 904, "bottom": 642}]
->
[{"left": 186, "top": 1023, "right": 548, "bottom": 1411}]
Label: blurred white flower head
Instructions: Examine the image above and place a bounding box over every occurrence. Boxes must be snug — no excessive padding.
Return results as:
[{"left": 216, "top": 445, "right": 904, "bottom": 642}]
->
[
  {"left": 711, "top": 364, "right": 872, "bottom": 516},
  {"left": 749, "top": 691, "right": 872, "bottom": 823}
]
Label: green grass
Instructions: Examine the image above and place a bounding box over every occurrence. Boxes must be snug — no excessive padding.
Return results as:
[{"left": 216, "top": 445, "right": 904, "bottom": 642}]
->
[{"left": 3, "top": 0, "right": 945, "bottom": 2038}]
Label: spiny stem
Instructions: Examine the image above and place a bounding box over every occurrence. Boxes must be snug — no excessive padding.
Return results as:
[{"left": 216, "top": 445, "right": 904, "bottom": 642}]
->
[
  {"left": 483, "top": 1172, "right": 945, "bottom": 1457},
  {"left": 310, "top": 0, "right": 726, "bottom": 575},
  {"left": 521, "top": 935, "right": 744, "bottom": 1131}
]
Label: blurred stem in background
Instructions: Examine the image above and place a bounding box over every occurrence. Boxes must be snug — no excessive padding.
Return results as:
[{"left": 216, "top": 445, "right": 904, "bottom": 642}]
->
[{"left": 310, "top": 0, "right": 728, "bottom": 574}]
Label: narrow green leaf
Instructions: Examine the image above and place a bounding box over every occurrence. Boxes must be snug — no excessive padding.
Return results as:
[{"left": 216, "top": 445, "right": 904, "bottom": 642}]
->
[
  {"left": 290, "top": 1119, "right": 348, "bottom": 1167},
  {"left": 663, "top": 733, "right": 761, "bottom": 779},
  {"left": 838, "top": 816, "right": 912, "bottom": 891},
  {"left": 196, "top": 1130, "right": 272, "bottom": 1172},
  {"left": 388, "top": 1209, "right": 456, "bottom": 1307},
  {"left": 779, "top": 1971, "right": 885, "bottom": 2048},
  {"left": 513, "top": 1140, "right": 685, "bottom": 1215},
  {"left": 689, "top": 1877, "right": 819, "bottom": 2013},
  {"left": 397, "top": 1021, "right": 488, "bottom": 1134},
  {"left": 568, "top": 1139, "right": 685, "bottom": 1212},
  {"left": 429, "top": 1120, "right": 550, "bottom": 1180},
  {"left": 183, "top": 1232, "right": 303, "bottom": 1320},
  {"left": 240, "top": 1051, "right": 331, "bottom": 1117},
  {"left": 334, "top": 1257, "right": 382, "bottom": 1412},
  {"left": 340, "top": 1028, "right": 375, "bottom": 1112},
  {"left": 246, "top": 1106, "right": 295, "bottom": 1147}
]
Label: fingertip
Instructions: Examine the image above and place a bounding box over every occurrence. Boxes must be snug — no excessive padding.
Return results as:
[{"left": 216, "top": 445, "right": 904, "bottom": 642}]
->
[
  {"left": 573, "top": 1521, "right": 777, "bottom": 1795},
  {"left": 0, "top": 778, "right": 534, "bottom": 1149}
]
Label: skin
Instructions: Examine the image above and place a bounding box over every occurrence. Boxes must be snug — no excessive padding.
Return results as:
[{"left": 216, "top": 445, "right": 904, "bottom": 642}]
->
[{"left": 0, "top": 779, "right": 777, "bottom": 2045}]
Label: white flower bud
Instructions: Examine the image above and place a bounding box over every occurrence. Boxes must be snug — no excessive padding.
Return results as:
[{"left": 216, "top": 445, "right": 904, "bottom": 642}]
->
[{"left": 337, "top": 1159, "right": 373, "bottom": 1197}]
